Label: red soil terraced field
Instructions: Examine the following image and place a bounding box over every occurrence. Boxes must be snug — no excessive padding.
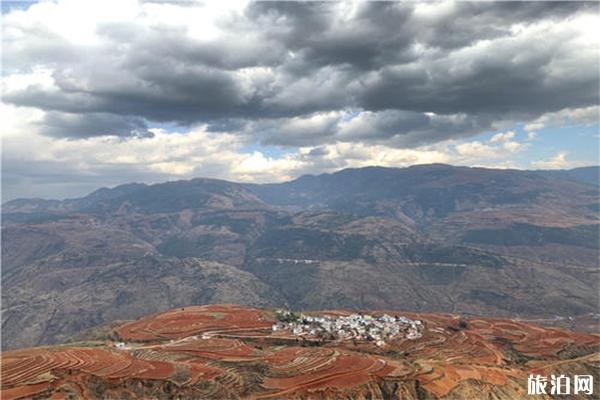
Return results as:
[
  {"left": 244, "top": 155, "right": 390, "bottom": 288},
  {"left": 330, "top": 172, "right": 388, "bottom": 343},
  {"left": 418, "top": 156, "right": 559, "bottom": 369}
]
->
[
  {"left": 117, "top": 304, "right": 275, "bottom": 341},
  {"left": 2, "top": 304, "right": 599, "bottom": 399}
]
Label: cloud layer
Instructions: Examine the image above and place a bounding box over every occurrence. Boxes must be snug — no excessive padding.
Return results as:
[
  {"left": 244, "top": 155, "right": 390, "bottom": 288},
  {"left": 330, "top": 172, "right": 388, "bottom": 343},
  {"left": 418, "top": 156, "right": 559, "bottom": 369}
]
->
[
  {"left": 3, "top": 1, "right": 598, "bottom": 141},
  {"left": 1, "top": 0, "right": 598, "bottom": 199}
]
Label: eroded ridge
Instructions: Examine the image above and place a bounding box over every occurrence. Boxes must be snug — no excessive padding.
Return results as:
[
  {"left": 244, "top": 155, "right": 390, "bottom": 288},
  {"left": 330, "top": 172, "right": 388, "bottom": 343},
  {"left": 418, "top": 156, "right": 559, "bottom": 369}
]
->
[{"left": 2, "top": 304, "right": 598, "bottom": 399}]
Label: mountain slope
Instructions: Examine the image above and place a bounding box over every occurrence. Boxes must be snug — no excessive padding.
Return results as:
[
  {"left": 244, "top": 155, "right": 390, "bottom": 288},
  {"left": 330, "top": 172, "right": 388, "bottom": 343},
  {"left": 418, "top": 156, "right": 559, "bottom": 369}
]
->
[
  {"left": 245, "top": 164, "right": 598, "bottom": 225},
  {"left": 3, "top": 178, "right": 268, "bottom": 216},
  {"left": 2, "top": 165, "right": 599, "bottom": 350},
  {"left": 540, "top": 166, "right": 600, "bottom": 186}
]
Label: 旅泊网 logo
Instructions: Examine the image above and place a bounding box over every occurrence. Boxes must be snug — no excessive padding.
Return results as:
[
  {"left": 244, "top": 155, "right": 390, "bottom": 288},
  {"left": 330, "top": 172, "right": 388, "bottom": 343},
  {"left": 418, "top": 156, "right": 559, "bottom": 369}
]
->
[{"left": 527, "top": 374, "right": 593, "bottom": 396}]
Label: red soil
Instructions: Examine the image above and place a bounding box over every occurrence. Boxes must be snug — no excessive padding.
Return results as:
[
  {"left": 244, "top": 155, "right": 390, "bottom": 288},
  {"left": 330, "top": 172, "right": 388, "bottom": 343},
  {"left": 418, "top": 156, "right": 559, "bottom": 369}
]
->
[
  {"left": 2, "top": 305, "right": 598, "bottom": 399},
  {"left": 1, "top": 347, "right": 222, "bottom": 400},
  {"left": 157, "top": 337, "right": 260, "bottom": 360},
  {"left": 117, "top": 304, "right": 274, "bottom": 341},
  {"left": 261, "top": 350, "right": 390, "bottom": 398}
]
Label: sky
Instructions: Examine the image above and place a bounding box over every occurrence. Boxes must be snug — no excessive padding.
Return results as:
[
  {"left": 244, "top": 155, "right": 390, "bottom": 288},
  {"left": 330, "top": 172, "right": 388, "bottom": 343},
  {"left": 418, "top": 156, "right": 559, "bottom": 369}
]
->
[{"left": 1, "top": 0, "right": 599, "bottom": 201}]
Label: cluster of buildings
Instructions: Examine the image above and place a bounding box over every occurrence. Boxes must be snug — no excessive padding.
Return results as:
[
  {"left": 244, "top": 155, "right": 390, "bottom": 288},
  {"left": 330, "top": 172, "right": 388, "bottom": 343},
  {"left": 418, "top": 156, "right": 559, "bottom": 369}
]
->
[{"left": 272, "top": 311, "right": 424, "bottom": 347}]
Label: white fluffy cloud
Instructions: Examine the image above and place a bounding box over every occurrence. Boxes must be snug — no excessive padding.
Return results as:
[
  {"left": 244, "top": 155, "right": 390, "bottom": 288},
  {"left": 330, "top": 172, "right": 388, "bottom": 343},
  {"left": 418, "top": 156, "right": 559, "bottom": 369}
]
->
[
  {"left": 454, "top": 131, "right": 527, "bottom": 162},
  {"left": 530, "top": 151, "right": 585, "bottom": 170},
  {"left": 524, "top": 106, "right": 599, "bottom": 132},
  {"left": 3, "top": 108, "right": 537, "bottom": 201}
]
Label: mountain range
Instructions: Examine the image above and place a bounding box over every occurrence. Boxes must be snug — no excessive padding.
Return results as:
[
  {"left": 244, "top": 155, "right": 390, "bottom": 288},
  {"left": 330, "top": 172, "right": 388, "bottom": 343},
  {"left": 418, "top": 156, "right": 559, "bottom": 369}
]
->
[{"left": 2, "top": 164, "right": 599, "bottom": 350}]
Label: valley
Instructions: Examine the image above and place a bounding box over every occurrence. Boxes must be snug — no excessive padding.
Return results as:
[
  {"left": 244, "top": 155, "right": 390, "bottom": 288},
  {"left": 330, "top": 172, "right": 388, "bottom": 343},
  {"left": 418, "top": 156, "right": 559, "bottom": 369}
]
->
[{"left": 2, "top": 165, "right": 599, "bottom": 350}]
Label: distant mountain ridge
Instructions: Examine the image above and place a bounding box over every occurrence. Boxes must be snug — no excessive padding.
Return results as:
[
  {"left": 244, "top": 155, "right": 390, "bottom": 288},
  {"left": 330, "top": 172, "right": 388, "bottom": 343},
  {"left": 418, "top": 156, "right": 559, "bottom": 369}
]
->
[
  {"left": 3, "top": 178, "right": 267, "bottom": 215},
  {"left": 539, "top": 165, "right": 600, "bottom": 186},
  {"left": 3, "top": 164, "right": 599, "bottom": 211},
  {"left": 2, "top": 164, "right": 599, "bottom": 350},
  {"left": 244, "top": 164, "right": 599, "bottom": 217}
]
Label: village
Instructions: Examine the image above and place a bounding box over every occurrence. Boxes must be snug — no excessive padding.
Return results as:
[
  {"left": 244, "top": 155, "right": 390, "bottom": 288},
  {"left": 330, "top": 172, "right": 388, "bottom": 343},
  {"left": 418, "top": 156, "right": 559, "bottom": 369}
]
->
[{"left": 272, "top": 310, "right": 424, "bottom": 347}]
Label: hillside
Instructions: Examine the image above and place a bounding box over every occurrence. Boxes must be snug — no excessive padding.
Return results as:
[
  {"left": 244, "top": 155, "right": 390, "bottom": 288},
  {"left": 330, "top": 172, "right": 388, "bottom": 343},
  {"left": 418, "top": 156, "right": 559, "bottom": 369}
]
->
[
  {"left": 2, "top": 165, "right": 599, "bottom": 350},
  {"left": 244, "top": 165, "right": 598, "bottom": 221},
  {"left": 2, "top": 305, "right": 598, "bottom": 400},
  {"left": 540, "top": 166, "right": 600, "bottom": 187}
]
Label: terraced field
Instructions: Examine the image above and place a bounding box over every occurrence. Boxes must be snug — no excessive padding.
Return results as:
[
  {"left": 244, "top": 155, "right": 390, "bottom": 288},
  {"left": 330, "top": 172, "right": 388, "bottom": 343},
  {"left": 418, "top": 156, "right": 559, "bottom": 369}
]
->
[
  {"left": 2, "top": 305, "right": 598, "bottom": 399},
  {"left": 117, "top": 304, "right": 275, "bottom": 341},
  {"left": 1, "top": 346, "right": 223, "bottom": 399}
]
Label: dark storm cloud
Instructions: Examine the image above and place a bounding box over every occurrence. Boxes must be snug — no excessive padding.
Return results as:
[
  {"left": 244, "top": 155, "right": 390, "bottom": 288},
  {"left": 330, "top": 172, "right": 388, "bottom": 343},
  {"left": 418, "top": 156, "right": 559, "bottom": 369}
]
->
[
  {"left": 307, "top": 147, "right": 329, "bottom": 157},
  {"left": 406, "top": 1, "right": 597, "bottom": 50},
  {"left": 40, "top": 112, "right": 153, "bottom": 139},
  {"left": 3, "top": 0, "right": 598, "bottom": 144},
  {"left": 4, "top": 61, "right": 262, "bottom": 125},
  {"left": 246, "top": 2, "right": 415, "bottom": 71},
  {"left": 248, "top": 112, "right": 342, "bottom": 147},
  {"left": 355, "top": 52, "right": 596, "bottom": 117},
  {"left": 338, "top": 110, "right": 493, "bottom": 147},
  {"left": 464, "top": 1, "right": 596, "bottom": 21}
]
